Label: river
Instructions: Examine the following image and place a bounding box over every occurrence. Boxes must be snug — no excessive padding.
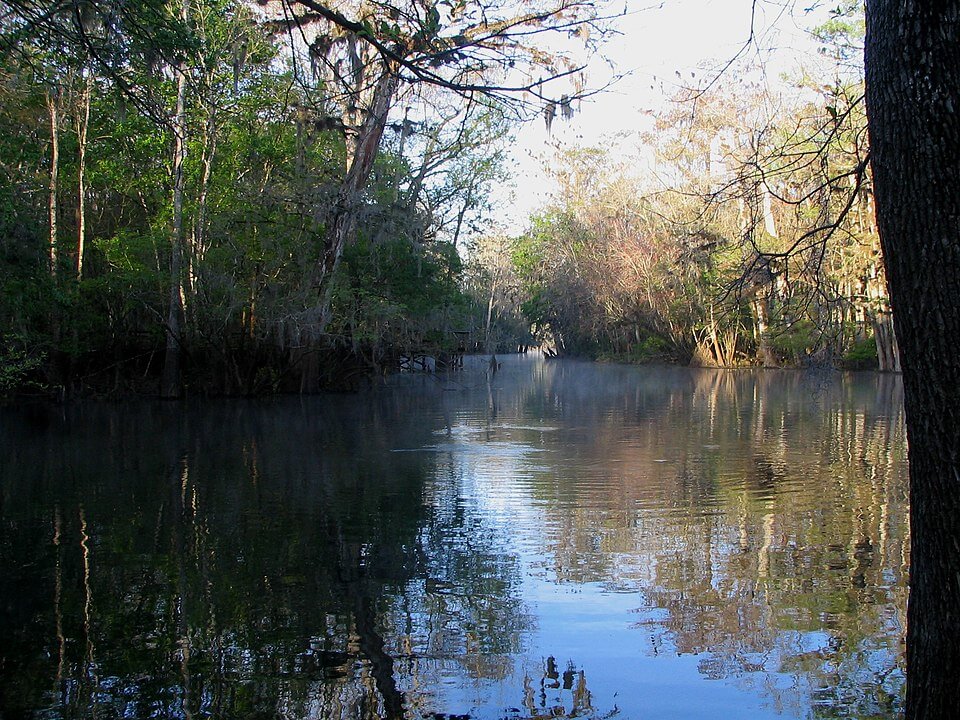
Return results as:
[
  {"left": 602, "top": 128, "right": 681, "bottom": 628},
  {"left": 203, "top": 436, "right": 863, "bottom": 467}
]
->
[{"left": 0, "top": 354, "right": 908, "bottom": 719}]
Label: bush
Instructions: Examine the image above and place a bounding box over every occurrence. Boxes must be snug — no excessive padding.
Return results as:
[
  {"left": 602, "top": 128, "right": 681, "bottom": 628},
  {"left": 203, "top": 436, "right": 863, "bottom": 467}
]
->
[
  {"left": 768, "top": 320, "right": 818, "bottom": 365},
  {"left": 599, "top": 335, "right": 670, "bottom": 364},
  {"left": 842, "top": 337, "right": 879, "bottom": 370},
  {"left": 0, "top": 336, "right": 44, "bottom": 395}
]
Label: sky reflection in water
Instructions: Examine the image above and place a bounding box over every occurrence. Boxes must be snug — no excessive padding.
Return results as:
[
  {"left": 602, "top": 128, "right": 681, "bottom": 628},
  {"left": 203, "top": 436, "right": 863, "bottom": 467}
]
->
[{"left": 0, "top": 354, "right": 908, "bottom": 719}]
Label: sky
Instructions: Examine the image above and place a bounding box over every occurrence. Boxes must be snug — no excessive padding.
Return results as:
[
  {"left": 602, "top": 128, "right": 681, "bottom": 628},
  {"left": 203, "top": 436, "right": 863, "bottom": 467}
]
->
[{"left": 498, "top": 0, "right": 831, "bottom": 231}]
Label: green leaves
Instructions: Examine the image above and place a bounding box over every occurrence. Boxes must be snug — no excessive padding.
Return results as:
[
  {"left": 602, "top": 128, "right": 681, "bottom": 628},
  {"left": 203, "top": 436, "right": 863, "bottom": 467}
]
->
[
  {"left": 338, "top": 232, "right": 468, "bottom": 353},
  {"left": 0, "top": 335, "right": 45, "bottom": 395}
]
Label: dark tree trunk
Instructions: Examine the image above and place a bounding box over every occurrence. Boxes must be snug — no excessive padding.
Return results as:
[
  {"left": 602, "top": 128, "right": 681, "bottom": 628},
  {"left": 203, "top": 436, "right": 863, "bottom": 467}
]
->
[{"left": 865, "top": 3, "right": 960, "bottom": 718}]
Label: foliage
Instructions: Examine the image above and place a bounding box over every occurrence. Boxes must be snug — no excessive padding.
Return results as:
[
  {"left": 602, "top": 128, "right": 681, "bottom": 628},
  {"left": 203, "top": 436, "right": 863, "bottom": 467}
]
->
[
  {"left": 841, "top": 336, "right": 878, "bottom": 370},
  {"left": 469, "top": 5, "right": 894, "bottom": 371},
  {"left": 0, "top": 335, "right": 45, "bottom": 394},
  {"left": 0, "top": 0, "right": 509, "bottom": 395},
  {"left": 335, "top": 230, "right": 471, "bottom": 361}
]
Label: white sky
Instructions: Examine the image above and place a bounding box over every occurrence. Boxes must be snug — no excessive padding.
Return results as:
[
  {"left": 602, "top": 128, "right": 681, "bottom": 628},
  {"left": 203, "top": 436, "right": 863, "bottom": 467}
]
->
[{"left": 498, "top": 0, "right": 831, "bottom": 232}]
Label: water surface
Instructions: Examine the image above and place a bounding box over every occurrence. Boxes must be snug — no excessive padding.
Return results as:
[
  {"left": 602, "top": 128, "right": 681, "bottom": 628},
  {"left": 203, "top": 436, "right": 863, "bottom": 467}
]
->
[{"left": 0, "top": 355, "right": 908, "bottom": 719}]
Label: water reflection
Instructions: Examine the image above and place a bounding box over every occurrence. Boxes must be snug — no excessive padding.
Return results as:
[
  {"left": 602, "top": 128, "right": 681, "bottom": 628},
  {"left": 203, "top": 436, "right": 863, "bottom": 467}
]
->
[{"left": 0, "top": 356, "right": 907, "bottom": 718}]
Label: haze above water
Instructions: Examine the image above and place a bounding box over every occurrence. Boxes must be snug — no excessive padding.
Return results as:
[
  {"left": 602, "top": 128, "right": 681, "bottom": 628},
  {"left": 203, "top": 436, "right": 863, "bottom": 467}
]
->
[{"left": 1, "top": 355, "right": 908, "bottom": 719}]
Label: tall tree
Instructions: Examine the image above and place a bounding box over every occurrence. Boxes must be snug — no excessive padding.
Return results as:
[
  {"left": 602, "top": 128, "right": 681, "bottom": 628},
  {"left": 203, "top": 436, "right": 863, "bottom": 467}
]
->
[
  {"left": 45, "top": 85, "right": 60, "bottom": 280},
  {"left": 864, "top": 2, "right": 960, "bottom": 718},
  {"left": 74, "top": 69, "right": 91, "bottom": 280},
  {"left": 159, "top": 22, "right": 189, "bottom": 399},
  {"left": 266, "top": 0, "right": 613, "bottom": 360}
]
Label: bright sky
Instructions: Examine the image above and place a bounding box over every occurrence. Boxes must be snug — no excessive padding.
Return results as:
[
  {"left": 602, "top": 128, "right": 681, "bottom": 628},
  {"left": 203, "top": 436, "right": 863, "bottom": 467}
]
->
[{"left": 499, "top": 0, "right": 830, "bottom": 231}]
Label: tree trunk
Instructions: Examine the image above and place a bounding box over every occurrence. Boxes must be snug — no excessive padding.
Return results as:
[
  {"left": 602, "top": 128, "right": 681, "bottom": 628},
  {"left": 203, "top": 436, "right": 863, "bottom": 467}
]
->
[
  {"left": 190, "top": 95, "right": 217, "bottom": 298},
  {"left": 870, "top": 309, "right": 900, "bottom": 373},
  {"left": 451, "top": 181, "right": 475, "bottom": 250},
  {"left": 865, "top": 3, "right": 960, "bottom": 718},
  {"left": 484, "top": 271, "right": 499, "bottom": 351},
  {"left": 752, "top": 294, "right": 778, "bottom": 368},
  {"left": 761, "top": 185, "right": 778, "bottom": 239},
  {"left": 316, "top": 69, "right": 399, "bottom": 334},
  {"left": 293, "top": 67, "right": 398, "bottom": 393},
  {"left": 75, "top": 72, "right": 92, "bottom": 281},
  {"left": 160, "top": 62, "right": 189, "bottom": 399},
  {"left": 46, "top": 89, "right": 59, "bottom": 280}
]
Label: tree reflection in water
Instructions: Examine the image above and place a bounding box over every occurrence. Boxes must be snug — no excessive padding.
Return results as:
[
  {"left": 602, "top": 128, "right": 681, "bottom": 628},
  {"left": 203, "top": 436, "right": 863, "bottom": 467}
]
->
[
  {"left": 0, "top": 356, "right": 907, "bottom": 719},
  {"left": 507, "top": 361, "right": 907, "bottom": 719}
]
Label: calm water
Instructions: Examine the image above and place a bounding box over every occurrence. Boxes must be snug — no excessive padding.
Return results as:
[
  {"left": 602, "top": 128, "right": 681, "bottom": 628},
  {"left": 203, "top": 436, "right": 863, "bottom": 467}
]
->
[{"left": 0, "top": 355, "right": 908, "bottom": 719}]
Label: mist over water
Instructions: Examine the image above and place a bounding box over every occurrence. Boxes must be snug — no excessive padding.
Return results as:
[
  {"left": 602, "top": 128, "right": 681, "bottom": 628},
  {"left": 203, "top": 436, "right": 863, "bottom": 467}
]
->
[{"left": 0, "top": 354, "right": 908, "bottom": 719}]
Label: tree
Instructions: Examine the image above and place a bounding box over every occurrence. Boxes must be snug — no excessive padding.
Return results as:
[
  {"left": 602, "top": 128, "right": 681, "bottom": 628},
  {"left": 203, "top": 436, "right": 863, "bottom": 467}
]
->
[
  {"left": 466, "top": 231, "right": 528, "bottom": 351},
  {"left": 864, "top": 2, "right": 960, "bottom": 718},
  {"left": 159, "top": 0, "right": 191, "bottom": 398},
  {"left": 261, "top": 0, "right": 615, "bottom": 367}
]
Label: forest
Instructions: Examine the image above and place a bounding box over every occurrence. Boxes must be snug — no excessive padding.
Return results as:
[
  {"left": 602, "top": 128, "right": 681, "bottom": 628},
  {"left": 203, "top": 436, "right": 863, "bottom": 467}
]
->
[{"left": 0, "top": 0, "right": 891, "bottom": 398}]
